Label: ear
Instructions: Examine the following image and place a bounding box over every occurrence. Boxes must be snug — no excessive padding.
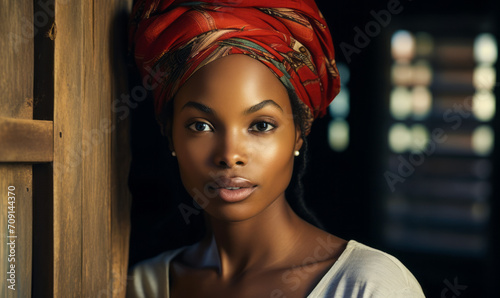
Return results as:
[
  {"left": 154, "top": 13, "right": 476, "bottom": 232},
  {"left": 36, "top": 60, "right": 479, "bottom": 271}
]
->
[{"left": 294, "top": 125, "right": 303, "bottom": 152}]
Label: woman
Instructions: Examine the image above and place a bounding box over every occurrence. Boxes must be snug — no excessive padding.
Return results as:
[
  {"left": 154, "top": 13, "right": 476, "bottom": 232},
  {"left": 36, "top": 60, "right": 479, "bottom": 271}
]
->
[{"left": 127, "top": 0, "right": 425, "bottom": 297}]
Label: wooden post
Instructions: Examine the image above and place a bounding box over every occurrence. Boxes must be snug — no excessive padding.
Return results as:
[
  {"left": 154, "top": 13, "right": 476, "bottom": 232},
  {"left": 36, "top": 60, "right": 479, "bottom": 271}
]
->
[
  {"left": 0, "top": 0, "right": 33, "bottom": 297},
  {"left": 52, "top": 0, "right": 132, "bottom": 296},
  {"left": 1, "top": 1, "right": 132, "bottom": 296}
]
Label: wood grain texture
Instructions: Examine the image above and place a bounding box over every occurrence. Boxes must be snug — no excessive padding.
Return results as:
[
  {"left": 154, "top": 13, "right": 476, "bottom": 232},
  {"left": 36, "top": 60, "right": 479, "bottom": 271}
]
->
[
  {"left": 0, "top": 166, "right": 32, "bottom": 298},
  {"left": 53, "top": 0, "right": 84, "bottom": 295},
  {"left": 0, "top": 117, "right": 53, "bottom": 162},
  {"left": 53, "top": 0, "right": 133, "bottom": 296},
  {"left": 0, "top": 0, "right": 33, "bottom": 120},
  {"left": 81, "top": 0, "right": 112, "bottom": 295},
  {"left": 1, "top": 0, "right": 132, "bottom": 296},
  {"left": 0, "top": 0, "right": 33, "bottom": 297}
]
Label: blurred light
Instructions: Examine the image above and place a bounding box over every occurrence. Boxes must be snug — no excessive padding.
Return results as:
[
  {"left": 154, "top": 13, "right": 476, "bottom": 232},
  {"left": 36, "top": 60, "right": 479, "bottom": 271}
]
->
[
  {"left": 413, "top": 60, "right": 433, "bottom": 86},
  {"left": 411, "top": 124, "right": 429, "bottom": 152},
  {"left": 472, "top": 90, "right": 496, "bottom": 121},
  {"left": 391, "top": 62, "right": 413, "bottom": 86},
  {"left": 336, "top": 62, "right": 350, "bottom": 85},
  {"left": 473, "top": 65, "right": 496, "bottom": 90},
  {"left": 415, "top": 32, "right": 434, "bottom": 57},
  {"left": 412, "top": 86, "right": 432, "bottom": 119},
  {"left": 328, "top": 119, "right": 349, "bottom": 151},
  {"left": 389, "top": 123, "right": 411, "bottom": 153},
  {"left": 471, "top": 202, "right": 490, "bottom": 221},
  {"left": 472, "top": 125, "right": 494, "bottom": 156},
  {"left": 390, "top": 87, "right": 412, "bottom": 120},
  {"left": 392, "top": 30, "right": 415, "bottom": 62},
  {"left": 474, "top": 33, "right": 498, "bottom": 65},
  {"left": 329, "top": 88, "right": 350, "bottom": 118}
]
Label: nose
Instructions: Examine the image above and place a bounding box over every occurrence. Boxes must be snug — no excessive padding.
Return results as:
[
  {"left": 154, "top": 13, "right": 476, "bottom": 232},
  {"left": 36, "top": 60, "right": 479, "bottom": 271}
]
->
[{"left": 213, "top": 130, "right": 248, "bottom": 168}]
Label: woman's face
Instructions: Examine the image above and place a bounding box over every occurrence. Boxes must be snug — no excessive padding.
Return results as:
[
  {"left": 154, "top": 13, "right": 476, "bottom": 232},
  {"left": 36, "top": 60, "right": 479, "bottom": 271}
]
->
[{"left": 171, "top": 54, "right": 303, "bottom": 222}]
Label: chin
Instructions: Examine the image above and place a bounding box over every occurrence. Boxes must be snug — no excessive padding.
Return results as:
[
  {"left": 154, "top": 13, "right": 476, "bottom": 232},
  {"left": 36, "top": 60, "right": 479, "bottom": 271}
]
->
[
  {"left": 203, "top": 193, "right": 286, "bottom": 224},
  {"left": 204, "top": 201, "right": 264, "bottom": 223}
]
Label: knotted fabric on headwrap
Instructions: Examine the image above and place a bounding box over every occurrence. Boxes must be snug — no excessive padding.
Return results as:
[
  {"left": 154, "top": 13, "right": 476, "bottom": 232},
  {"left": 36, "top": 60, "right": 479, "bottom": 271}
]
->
[{"left": 129, "top": 0, "right": 340, "bottom": 133}]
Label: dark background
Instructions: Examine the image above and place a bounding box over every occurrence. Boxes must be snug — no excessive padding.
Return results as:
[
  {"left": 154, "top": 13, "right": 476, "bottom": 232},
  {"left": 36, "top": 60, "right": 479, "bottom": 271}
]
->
[{"left": 128, "top": 1, "right": 499, "bottom": 297}]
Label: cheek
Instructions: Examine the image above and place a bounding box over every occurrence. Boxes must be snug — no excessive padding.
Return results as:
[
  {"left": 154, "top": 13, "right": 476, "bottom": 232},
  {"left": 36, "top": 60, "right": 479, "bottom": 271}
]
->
[
  {"left": 178, "top": 138, "right": 212, "bottom": 161},
  {"left": 256, "top": 132, "right": 296, "bottom": 184},
  {"left": 172, "top": 126, "right": 211, "bottom": 189},
  {"left": 258, "top": 141, "right": 291, "bottom": 167},
  {"left": 176, "top": 140, "right": 212, "bottom": 185}
]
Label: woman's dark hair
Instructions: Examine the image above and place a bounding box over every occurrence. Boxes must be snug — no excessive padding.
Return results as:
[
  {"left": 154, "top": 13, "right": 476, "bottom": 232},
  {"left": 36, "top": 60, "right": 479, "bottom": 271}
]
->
[
  {"left": 284, "top": 87, "right": 324, "bottom": 229},
  {"left": 159, "top": 84, "right": 324, "bottom": 231}
]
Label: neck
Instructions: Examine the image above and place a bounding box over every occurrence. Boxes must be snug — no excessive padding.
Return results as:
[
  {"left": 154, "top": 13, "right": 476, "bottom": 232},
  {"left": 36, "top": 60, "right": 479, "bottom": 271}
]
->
[{"left": 200, "top": 196, "right": 307, "bottom": 279}]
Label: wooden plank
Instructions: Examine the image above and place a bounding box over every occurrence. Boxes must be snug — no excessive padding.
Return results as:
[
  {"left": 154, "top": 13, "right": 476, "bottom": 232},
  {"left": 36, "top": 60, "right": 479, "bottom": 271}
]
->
[
  {"left": 51, "top": 0, "right": 133, "bottom": 296},
  {"left": 0, "top": 0, "right": 33, "bottom": 297},
  {"left": 106, "top": 2, "right": 133, "bottom": 297},
  {"left": 0, "top": 0, "right": 33, "bottom": 120},
  {"left": 53, "top": 0, "right": 84, "bottom": 295},
  {"left": 81, "top": 0, "right": 112, "bottom": 293},
  {"left": 81, "top": 1, "right": 132, "bottom": 296},
  {"left": 0, "top": 166, "right": 32, "bottom": 297},
  {"left": 0, "top": 117, "right": 53, "bottom": 162},
  {"left": 53, "top": 0, "right": 133, "bottom": 296},
  {"left": 78, "top": 1, "right": 133, "bottom": 296}
]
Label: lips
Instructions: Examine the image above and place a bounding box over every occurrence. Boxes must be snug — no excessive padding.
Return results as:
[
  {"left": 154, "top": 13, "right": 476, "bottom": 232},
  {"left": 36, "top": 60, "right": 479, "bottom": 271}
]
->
[{"left": 209, "top": 176, "right": 257, "bottom": 203}]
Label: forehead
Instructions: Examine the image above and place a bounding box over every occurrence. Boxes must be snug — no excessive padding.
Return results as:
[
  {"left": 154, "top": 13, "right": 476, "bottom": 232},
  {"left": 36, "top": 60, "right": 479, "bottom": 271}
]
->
[{"left": 173, "top": 54, "right": 290, "bottom": 110}]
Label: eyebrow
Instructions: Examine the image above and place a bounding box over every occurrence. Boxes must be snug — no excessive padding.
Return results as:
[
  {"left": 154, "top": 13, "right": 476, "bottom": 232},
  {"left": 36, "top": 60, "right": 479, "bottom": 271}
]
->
[
  {"left": 181, "top": 101, "right": 215, "bottom": 115},
  {"left": 243, "top": 99, "right": 283, "bottom": 115},
  {"left": 181, "top": 99, "right": 284, "bottom": 115}
]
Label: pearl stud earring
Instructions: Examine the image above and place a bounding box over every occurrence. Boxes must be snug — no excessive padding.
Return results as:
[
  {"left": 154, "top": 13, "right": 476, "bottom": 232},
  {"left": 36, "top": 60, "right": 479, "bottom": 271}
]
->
[
  {"left": 294, "top": 150, "right": 300, "bottom": 156},
  {"left": 171, "top": 151, "right": 176, "bottom": 157}
]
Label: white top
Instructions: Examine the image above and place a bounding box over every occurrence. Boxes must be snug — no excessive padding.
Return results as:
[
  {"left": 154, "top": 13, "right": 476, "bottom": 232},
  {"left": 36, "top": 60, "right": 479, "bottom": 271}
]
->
[{"left": 126, "top": 240, "right": 425, "bottom": 297}]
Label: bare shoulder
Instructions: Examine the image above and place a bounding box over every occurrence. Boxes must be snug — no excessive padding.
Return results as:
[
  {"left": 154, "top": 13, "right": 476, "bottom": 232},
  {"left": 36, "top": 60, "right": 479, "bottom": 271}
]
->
[{"left": 296, "top": 223, "right": 348, "bottom": 264}]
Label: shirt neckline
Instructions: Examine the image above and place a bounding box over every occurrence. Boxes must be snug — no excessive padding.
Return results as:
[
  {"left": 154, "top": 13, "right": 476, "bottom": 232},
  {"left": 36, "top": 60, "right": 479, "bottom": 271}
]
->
[
  {"left": 306, "top": 239, "right": 357, "bottom": 297},
  {"left": 164, "top": 240, "right": 357, "bottom": 297}
]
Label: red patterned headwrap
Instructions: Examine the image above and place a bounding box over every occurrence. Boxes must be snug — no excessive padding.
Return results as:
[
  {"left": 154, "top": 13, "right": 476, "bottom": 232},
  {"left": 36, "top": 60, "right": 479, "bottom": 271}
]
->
[{"left": 129, "top": 0, "right": 340, "bottom": 133}]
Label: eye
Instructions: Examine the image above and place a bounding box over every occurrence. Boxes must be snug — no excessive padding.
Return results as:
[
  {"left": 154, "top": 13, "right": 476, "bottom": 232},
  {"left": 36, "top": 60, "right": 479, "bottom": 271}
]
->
[
  {"left": 187, "top": 121, "right": 213, "bottom": 132},
  {"left": 250, "top": 121, "right": 276, "bottom": 132}
]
